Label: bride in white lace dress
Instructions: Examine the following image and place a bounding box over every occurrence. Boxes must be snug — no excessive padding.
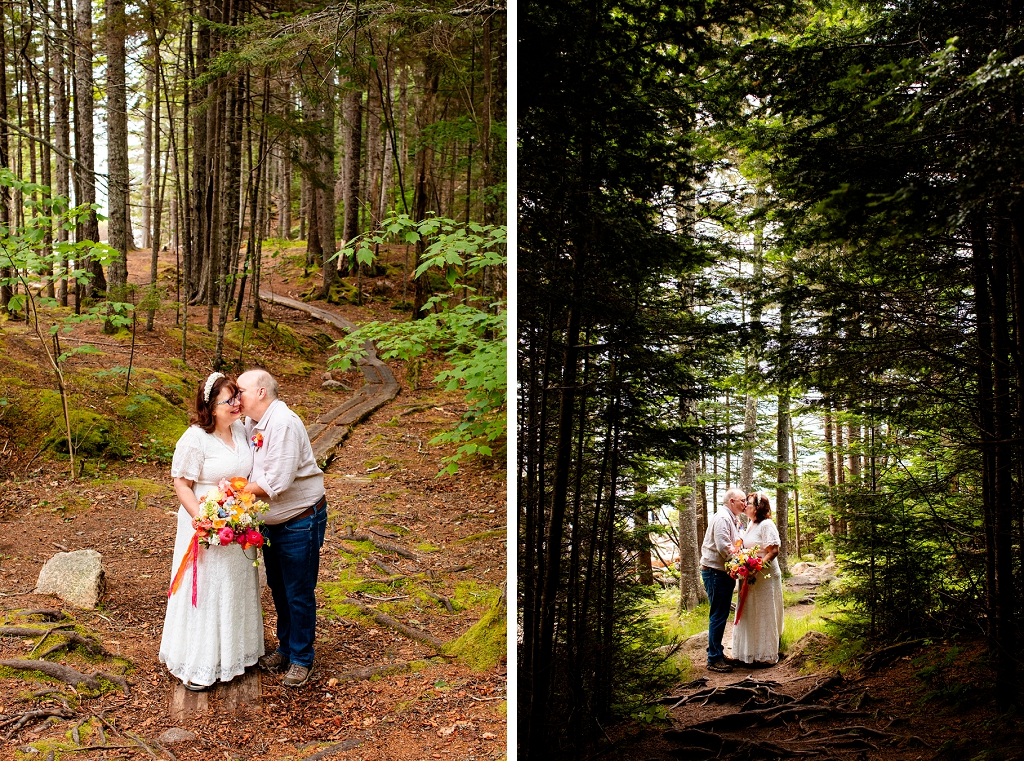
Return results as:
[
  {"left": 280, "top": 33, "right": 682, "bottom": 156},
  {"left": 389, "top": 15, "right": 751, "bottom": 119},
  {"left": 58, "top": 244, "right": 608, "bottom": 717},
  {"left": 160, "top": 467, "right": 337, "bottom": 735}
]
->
[
  {"left": 159, "top": 373, "right": 264, "bottom": 690},
  {"left": 731, "top": 492, "right": 784, "bottom": 665}
]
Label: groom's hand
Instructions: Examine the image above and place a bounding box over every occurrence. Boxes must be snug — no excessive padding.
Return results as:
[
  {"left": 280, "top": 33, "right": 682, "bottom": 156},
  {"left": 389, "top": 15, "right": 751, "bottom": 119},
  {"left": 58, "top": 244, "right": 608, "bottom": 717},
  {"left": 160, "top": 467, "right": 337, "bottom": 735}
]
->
[{"left": 244, "top": 482, "right": 269, "bottom": 498}]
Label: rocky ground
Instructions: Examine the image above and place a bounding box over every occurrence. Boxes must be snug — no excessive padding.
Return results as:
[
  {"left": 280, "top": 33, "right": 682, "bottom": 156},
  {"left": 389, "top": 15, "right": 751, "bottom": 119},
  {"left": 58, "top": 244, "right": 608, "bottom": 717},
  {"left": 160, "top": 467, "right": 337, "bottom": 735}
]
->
[{"left": 0, "top": 246, "right": 508, "bottom": 760}]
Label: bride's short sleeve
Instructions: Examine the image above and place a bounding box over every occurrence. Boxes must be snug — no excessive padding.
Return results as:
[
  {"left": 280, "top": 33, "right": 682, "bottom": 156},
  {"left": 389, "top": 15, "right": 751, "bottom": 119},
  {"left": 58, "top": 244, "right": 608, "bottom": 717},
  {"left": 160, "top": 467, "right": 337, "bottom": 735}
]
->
[
  {"left": 171, "top": 426, "right": 206, "bottom": 481},
  {"left": 762, "top": 519, "right": 781, "bottom": 547}
]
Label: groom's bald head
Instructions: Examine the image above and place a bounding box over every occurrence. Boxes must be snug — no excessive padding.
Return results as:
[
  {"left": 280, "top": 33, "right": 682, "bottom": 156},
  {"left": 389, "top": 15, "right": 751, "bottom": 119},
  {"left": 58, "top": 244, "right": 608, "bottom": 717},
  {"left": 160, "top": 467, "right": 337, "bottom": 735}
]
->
[
  {"left": 237, "top": 368, "right": 279, "bottom": 422},
  {"left": 724, "top": 488, "right": 746, "bottom": 516},
  {"left": 242, "top": 368, "right": 279, "bottom": 399}
]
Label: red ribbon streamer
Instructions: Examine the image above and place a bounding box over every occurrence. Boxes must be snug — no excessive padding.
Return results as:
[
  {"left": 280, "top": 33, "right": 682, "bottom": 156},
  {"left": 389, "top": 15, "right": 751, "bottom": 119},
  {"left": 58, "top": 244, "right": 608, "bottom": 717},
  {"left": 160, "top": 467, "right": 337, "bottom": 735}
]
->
[
  {"left": 733, "top": 576, "right": 749, "bottom": 625},
  {"left": 168, "top": 533, "right": 200, "bottom": 607}
]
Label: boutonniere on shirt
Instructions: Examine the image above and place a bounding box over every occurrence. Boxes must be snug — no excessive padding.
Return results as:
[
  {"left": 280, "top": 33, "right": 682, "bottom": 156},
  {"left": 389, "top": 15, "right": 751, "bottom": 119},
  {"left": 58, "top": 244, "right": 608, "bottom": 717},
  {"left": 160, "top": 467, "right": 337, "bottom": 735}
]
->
[{"left": 251, "top": 432, "right": 264, "bottom": 450}]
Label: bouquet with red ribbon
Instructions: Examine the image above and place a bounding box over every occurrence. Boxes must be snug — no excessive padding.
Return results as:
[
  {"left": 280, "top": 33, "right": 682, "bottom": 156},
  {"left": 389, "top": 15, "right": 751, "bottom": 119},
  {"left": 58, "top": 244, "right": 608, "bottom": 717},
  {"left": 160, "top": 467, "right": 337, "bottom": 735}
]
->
[
  {"left": 725, "top": 538, "right": 766, "bottom": 625},
  {"left": 168, "top": 477, "right": 269, "bottom": 606}
]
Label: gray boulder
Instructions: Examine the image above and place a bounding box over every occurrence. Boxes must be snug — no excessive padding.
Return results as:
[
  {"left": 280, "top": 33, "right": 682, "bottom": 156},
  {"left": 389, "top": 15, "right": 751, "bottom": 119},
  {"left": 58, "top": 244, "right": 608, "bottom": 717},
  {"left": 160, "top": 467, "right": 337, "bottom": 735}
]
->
[
  {"left": 158, "top": 727, "right": 197, "bottom": 745},
  {"left": 35, "top": 550, "right": 105, "bottom": 609},
  {"left": 321, "top": 379, "right": 352, "bottom": 391}
]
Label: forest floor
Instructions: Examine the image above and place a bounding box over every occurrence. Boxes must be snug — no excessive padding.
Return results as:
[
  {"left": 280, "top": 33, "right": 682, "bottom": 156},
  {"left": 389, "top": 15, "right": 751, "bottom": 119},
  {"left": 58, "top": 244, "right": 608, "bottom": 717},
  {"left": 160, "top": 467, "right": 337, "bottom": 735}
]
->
[
  {"left": 605, "top": 568, "right": 1022, "bottom": 761},
  {"left": 0, "top": 245, "right": 507, "bottom": 760}
]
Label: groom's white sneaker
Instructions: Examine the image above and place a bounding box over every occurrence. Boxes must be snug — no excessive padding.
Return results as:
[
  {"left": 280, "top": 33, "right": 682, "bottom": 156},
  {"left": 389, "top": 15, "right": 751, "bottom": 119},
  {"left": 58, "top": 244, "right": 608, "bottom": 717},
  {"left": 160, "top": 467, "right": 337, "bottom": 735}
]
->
[{"left": 282, "top": 663, "right": 311, "bottom": 687}]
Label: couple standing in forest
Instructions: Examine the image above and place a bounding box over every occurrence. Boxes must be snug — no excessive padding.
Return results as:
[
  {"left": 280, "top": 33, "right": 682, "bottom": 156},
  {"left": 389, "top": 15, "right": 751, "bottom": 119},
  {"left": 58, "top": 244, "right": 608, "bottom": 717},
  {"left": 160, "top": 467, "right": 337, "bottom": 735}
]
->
[
  {"left": 700, "top": 488, "right": 785, "bottom": 672},
  {"left": 158, "top": 369, "right": 328, "bottom": 691}
]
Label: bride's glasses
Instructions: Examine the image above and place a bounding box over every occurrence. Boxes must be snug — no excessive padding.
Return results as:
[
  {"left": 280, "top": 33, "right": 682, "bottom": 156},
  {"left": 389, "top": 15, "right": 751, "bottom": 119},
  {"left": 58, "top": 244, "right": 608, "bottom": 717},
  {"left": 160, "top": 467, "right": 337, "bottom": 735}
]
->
[{"left": 215, "top": 393, "right": 242, "bottom": 407}]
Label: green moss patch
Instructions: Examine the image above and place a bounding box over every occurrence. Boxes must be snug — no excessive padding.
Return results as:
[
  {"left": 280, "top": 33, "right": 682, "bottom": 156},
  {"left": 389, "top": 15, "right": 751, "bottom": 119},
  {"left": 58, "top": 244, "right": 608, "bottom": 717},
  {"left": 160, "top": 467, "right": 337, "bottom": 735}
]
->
[
  {"left": 456, "top": 529, "right": 506, "bottom": 544},
  {"left": 444, "top": 592, "right": 506, "bottom": 671},
  {"left": 451, "top": 581, "right": 495, "bottom": 612}
]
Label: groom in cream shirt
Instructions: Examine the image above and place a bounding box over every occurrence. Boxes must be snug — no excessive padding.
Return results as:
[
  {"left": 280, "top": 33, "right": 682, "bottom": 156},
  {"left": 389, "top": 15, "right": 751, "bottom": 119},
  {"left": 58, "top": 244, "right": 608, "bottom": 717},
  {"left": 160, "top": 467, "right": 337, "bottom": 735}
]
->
[{"left": 238, "top": 368, "right": 327, "bottom": 688}]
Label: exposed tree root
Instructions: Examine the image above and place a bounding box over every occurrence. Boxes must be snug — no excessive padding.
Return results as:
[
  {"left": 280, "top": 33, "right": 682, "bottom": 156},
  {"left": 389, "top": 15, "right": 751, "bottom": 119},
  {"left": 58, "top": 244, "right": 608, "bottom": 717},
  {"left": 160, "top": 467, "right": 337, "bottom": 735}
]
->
[
  {"left": 794, "top": 673, "right": 843, "bottom": 704},
  {"left": 859, "top": 639, "right": 926, "bottom": 672},
  {"left": 0, "top": 659, "right": 128, "bottom": 694},
  {"left": 341, "top": 597, "right": 443, "bottom": 649},
  {"left": 0, "top": 659, "right": 102, "bottom": 690},
  {"left": 37, "top": 631, "right": 110, "bottom": 659},
  {"left": 306, "top": 738, "right": 362, "bottom": 760},
  {"left": 686, "top": 703, "right": 868, "bottom": 732},
  {"left": 343, "top": 530, "right": 418, "bottom": 560},
  {"left": 421, "top": 588, "right": 454, "bottom": 613},
  {"left": 662, "top": 727, "right": 816, "bottom": 758},
  {"left": 370, "top": 555, "right": 404, "bottom": 577},
  {"left": 0, "top": 625, "right": 67, "bottom": 638},
  {"left": 0, "top": 707, "right": 75, "bottom": 740},
  {"left": 17, "top": 609, "right": 66, "bottom": 620}
]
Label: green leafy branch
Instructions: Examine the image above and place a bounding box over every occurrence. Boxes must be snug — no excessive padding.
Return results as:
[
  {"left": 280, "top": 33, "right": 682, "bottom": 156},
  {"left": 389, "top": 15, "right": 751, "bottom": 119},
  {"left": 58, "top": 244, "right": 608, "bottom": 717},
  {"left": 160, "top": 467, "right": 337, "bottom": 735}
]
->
[{"left": 331, "top": 214, "right": 507, "bottom": 475}]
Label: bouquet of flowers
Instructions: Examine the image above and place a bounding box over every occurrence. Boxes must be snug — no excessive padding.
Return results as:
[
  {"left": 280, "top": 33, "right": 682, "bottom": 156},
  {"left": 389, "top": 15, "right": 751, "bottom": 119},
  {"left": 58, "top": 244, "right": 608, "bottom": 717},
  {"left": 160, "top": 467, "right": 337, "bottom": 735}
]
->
[
  {"left": 191, "top": 477, "right": 268, "bottom": 551},
  {"left": 726, "top": 539, "right": 766, "bottom": 625},
  {"left": 169, "top": 477, "right": 269, "bottom": 607}
]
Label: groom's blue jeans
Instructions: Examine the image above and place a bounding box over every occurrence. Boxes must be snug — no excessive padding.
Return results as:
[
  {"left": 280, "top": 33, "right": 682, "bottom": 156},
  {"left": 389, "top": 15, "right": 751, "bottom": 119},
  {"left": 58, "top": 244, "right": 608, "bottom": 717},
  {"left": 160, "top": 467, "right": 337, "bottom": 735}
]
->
[
  {"left": 702, "top": 567, "right": 735, "bottom": 664},
  {"left": 263, "top": 496, "right": 328, "bottom": 668}
]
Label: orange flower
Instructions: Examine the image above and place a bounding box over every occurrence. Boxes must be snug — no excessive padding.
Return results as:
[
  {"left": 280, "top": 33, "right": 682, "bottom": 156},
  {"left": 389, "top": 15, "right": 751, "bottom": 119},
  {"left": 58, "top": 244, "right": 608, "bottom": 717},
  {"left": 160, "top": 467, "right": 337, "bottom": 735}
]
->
[{"left": 229, "top": 477, "right": 248, "bottom": 492}]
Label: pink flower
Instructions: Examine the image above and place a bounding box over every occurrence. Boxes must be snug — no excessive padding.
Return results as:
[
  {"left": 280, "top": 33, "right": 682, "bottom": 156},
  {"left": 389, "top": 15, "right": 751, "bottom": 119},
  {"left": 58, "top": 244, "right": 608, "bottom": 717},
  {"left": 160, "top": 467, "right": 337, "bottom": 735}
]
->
[
  {"left": 218, "top": 527, "right": 235, "bottom": 544},
  {"left": 245, "top": 529, "right": 264, "bottom": 548},
  {"left": 737, "top": 566, "right": 748, "bottom": 577},
  {"left": 236, "top": 532, "right": 248, "bottom": 545}
]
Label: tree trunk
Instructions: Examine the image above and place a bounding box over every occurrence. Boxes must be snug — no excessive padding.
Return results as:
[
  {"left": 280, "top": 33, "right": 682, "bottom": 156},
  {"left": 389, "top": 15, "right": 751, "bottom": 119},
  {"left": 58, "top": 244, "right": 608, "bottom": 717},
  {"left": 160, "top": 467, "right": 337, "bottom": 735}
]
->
[
  {"left": 412, "top": 58, "right": 440, "bottom": 318},
  {"left": 104, "top": 0, "right": 130, "bottom": 321},
  {"left": 316, "top": 72, "right": 338, "bottom": 299},
  {"left": 634, "top": 484, "right": 653, "bottom": 586},
  {"left": 775, "top": 285, "right": 793, "bottom": 576},
  {"left": 823, "top": 402, "right": 837, "bottom": 558},
  {"left": 342, "top": 86, "right": 363, "bottom": 252},
  {"left": 678, "top": 456, "right": 707, "bottom": 611},
  {"left": 141, "top": 65, "right": 154, "bottom": 250},
  {"left": 53, "top": 0, "right": 71, "bottom": 306},
  {"left": 74, "top": 0, "right": 104, "bottom": 294},
  {"left": 0, "top": 1, "right": 9, "bottom": 311}
]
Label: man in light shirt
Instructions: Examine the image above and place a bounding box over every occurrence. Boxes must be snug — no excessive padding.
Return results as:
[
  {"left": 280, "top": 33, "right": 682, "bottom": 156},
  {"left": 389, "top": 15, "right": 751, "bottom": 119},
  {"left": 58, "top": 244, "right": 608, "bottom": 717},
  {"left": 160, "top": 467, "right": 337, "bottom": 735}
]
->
[
  {"left": 699, "top": 488, "right": 746, "bottom": 673},
  {"left": 238, "top": 368, "right": 327, "bottom": 688}
]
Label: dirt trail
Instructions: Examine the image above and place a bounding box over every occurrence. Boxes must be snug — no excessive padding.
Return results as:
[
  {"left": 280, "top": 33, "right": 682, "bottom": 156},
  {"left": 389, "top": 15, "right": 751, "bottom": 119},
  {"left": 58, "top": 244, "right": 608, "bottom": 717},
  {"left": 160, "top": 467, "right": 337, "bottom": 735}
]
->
[{"left": 0, "top": 247, "right": 507, "bottom": 760}]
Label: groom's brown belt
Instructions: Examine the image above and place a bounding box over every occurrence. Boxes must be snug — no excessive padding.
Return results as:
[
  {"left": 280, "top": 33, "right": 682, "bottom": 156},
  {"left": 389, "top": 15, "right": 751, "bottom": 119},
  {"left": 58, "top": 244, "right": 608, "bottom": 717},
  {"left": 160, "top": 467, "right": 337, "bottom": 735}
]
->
[{"left": 282, "top": 494, "right": 327, "bottom": 525}]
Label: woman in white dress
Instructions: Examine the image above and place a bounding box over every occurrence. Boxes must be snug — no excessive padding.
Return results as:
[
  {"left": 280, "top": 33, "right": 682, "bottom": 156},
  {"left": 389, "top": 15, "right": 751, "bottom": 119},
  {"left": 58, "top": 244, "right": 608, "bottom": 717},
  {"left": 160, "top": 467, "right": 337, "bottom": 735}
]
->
[
  {"left": 159, "top": 372, "right": 264, "bottom": 691},
  {"left": 731, "top": 492, "right": 784, "bottom": 665}
]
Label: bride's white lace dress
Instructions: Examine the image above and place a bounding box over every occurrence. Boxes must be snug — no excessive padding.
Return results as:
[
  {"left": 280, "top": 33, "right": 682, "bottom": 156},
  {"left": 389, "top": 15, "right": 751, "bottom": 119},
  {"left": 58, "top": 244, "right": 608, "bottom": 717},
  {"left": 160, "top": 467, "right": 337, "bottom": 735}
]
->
[
  {"left": 731, "top": 518, "right": 784, "bottom": 664},
  {"left": 159, "top": 422, "right": 264, "bottom": 686}
]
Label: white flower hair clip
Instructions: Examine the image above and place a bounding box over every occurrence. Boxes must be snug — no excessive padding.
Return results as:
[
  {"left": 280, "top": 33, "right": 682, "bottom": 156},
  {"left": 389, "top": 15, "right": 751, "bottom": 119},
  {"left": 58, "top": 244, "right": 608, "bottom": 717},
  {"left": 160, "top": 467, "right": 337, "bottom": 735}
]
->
[{"left": 203, "top": 372, "right": 225, "bottom": 403}]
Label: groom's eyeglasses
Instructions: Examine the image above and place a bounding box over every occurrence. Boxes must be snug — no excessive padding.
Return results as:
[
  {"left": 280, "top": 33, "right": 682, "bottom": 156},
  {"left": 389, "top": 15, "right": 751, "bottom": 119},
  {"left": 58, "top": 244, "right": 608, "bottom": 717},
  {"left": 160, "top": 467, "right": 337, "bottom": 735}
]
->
[{"left": 215, "top": 393, "right": 242, "bottom": 407}]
